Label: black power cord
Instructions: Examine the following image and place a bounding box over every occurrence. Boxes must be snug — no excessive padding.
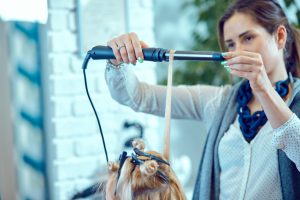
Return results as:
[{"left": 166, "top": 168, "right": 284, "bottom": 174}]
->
[
  {"left": 82, "top": 52, "right": 109, "bottom": 163},
  {"left": 71, "top": 53, "right": 110, "bottom": 200}
]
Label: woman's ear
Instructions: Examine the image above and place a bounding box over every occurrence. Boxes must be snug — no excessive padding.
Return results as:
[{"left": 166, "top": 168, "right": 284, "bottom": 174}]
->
[{"left": 276, "top": 25, "right": 287, "bottom": 50}]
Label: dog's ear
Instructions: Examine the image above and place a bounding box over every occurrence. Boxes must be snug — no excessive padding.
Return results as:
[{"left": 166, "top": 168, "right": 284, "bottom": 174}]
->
[
  {"left": 105, "top": 168, "right": 119, "bottom": 200},
  {"left": 140, "top": 160, "right": 159, "bottom": 176},
  {"left": 105, "top": 161, "right": 121, "bottom": 200},
  {"left": 132, "top": 139, "right": 145, "bottom": 151}
]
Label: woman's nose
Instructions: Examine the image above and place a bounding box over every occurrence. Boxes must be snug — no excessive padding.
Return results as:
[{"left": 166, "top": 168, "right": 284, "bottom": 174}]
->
[
  {"left": 234, "top": 43, "right": 249, "bottom": 52},
  {"left": 234, "top": 43, "right": 243, "bottom": 52}
]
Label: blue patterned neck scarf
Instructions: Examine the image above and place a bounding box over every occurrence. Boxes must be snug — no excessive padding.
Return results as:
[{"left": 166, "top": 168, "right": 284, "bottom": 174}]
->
[{"left": 237, "top": 78, "right": 289, "bottom": 142}]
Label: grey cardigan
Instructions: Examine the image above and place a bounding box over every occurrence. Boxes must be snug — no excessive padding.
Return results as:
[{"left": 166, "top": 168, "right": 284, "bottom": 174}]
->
[{"left": 192, "top": 78, "right": 300, "bottom": 200}]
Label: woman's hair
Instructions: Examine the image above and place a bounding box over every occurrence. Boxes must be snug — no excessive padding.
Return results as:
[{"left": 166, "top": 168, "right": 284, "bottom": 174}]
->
[{"left": 218, "top": 0, "right": 300, "bottom": 77}]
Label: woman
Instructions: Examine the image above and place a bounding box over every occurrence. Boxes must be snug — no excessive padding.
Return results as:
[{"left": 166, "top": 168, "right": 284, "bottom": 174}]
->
[{"left": 105, "top": 0, "right": 300, "bottom": 199}]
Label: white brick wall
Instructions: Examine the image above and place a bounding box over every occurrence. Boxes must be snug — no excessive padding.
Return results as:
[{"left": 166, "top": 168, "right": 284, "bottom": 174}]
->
[
  {"left": 48, "top": 0, "right": 75, "bottom": 9},
  {"left": 48, "top": 32, "right": 77, "bottom": 53},
  {"left": 48, "top": 10, "right": 69, "bottom": 31},
  {"left": 45, "top": 0, "right": 158, "bottom": 199}
]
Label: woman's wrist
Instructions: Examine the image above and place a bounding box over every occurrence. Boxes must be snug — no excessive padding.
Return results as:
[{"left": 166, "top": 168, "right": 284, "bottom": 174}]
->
[
  {"left": 257, "top": 83, "right": 293, "bottom": 128},
  {"left": 106, "top": 60, "right": 124, "bottom": 69}
]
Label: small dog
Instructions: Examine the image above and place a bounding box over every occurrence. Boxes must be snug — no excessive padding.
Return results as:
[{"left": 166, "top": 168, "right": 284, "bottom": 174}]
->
[{"left": 101, "top": 139, "right": 186, "bottom": 200}]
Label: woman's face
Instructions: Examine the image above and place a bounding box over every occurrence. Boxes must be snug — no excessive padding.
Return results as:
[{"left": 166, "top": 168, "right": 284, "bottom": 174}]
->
[{"left": 223, "top": 12, "right": 284, "bottom": 77}]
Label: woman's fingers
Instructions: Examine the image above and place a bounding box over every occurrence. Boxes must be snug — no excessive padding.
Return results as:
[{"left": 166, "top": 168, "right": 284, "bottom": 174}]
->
[
  {"left": 228, "top": 63, "right": 253, "bottom": 72},
  {"left": 115, "top": 36, "right": 130, "bottom": 64},
  {"left": 130, "top": 32, "right": 144, "bottom": 61},
  {"left": 225, "top": 56, "right": 262, "bottom": 71},
  {"left": 222, "top": 51, "right": 263, "bottom": 73},
  {"left": 223, "top": 51, "right": 260, "bottom": 59},
  {"left": 230, "top": 68, "right": 251, "bottom": 79},
  {"left": 227, "top": 55, "right": 261, "bottom": 65},
  {"left": 230, "top": 68, "right": 263, "bottom": 82},
  {"left": 122, "top": 34, "right": 137, "bottom": 64},
  {"left": 221, "top": 51, "right": 264, "bottom": 78},
  {"left": 107, "top": 32, "right": 146, "bottom": 65},
  {"left": 107, "top": 39, "right": 122, "bottom": 64}
]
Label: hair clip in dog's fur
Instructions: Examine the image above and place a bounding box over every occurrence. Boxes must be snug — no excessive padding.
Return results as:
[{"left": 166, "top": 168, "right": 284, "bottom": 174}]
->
[
  {"left": 114, "top": 151, "right": 128, "bottom": 195},
  {"left": 133, "top": 147, "right": 170, "bottom": 166}
]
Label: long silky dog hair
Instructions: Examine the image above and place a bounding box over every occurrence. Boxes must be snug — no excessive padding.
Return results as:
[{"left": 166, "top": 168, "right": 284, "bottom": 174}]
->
[{"left": 100, "top": 139, "right": 186, "bottom": 200}]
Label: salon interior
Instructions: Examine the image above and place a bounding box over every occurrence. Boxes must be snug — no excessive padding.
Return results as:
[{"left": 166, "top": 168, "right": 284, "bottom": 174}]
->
[{"left": 0, "top": 0, "right": 299, "bottom": 200}]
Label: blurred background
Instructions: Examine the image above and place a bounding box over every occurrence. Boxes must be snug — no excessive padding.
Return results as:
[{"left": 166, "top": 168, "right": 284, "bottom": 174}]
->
[{"left": 0, "top": 0, "right": 299, "bottom": 199}]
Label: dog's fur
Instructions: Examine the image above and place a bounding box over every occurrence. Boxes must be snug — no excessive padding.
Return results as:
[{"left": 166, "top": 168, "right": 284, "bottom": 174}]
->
[{"left": 102, "top": 139, "right": 186, "bottom": 200}]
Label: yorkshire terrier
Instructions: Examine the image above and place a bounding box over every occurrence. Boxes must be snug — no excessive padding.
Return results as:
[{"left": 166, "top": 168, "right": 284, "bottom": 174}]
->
[{"left": 101, "top": 139, "right": 186, "bottom": 200}]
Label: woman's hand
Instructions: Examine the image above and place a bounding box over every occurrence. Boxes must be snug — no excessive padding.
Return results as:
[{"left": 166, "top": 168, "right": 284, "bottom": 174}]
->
[
  {"left": 107, "top": 32, "right": 149, "bottom": 65},
  {"left": 223, "top": 51, "right": 272, "bottom": 94},
  {"left": 223, "top": 51, "right": 293, "bottom": 128}
]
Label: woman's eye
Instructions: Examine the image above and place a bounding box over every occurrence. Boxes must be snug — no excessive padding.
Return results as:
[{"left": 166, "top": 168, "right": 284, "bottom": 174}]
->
[
  {"left": 244, "top": 35, "right": 254, "bottom": 42},
  {"left": 226, "top": 43, "right": 234, "bottom": 50}
]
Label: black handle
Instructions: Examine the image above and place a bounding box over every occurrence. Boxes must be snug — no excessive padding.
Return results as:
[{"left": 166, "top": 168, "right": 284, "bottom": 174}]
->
[{"left": 89, "top": 45, "right": 168, "bottom": 62}]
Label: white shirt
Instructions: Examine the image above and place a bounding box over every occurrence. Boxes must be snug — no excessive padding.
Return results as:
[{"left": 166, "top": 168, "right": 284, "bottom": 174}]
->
[
  {"left": 105, "top": 64, "right": 300, "bottom": 200},
  {"left": 219, "top": 117, "right": 282, "bottom": 200}
]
